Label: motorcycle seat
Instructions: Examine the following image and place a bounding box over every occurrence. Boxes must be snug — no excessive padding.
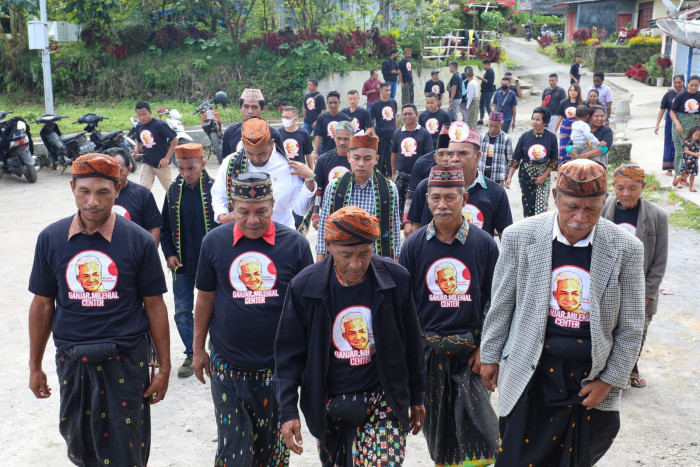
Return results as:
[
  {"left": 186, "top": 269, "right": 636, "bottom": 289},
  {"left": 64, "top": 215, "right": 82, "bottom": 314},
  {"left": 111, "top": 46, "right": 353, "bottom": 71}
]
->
[
  {"left": 35, "top": 115, "right": 63, "bottom": 124},
  {"left": 99, "top": 130, "right": 123, "bottom": 140},
  {"left": 60, "top": 132, "right": 85, "bottom": 143}
]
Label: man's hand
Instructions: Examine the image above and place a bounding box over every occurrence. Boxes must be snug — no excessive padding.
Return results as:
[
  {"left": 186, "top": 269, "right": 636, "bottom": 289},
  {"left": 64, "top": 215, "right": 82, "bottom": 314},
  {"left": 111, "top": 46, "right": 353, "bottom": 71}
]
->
[
  {"left": 511, "top": 121, "right": 516, "bottom": 130},
  {"left": 289, "top": 160, "right": 314, "bottom": 180},
  {"left": 29, "top": 368, "right": 51, "bottom": 399},
  {"left": 312, "top": 214, "right": 320, "bottom": 231},
  {"left": 468, "top": 347, "right": 482, "bottom": 375},
  {"left": 218, "top": 212, "right": 236, "bottom": 224},
  {"left": 166, "top": 256, "right": 182, "bottom": 272},
  {"left": 403, "top": 222, "right": 414, "bottom": 236},
  {"left": 158, "top": 157, "right": 170, "bottom": 169},
  {"left": 504, "top": 177, "right": 512, "bottom": 189},
  {"left": 579, "top": 379, "right": 612, "bottom": 410},
  {"left": 480, "top": 363, "right": 499, "bottom": 392},
  {"left": 192, "top": 348, "right": 211, "bottom": 384},
  {"left": 409, "top": 405, "right": 426, "bottom": 435},
  {"left": 143, "top": 369, "right": 169, "bottom": 405},
  {"left": 313, "top": 153, "right": 319, "bottom": 164},
  {"left": 281, "top": 419, "right": 304, "bottom": 455}
]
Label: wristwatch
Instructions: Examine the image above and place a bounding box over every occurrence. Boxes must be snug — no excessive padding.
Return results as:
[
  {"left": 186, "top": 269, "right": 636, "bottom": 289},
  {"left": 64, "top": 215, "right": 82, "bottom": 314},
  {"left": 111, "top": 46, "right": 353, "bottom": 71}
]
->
[{"left": 304, "top": 176, "right": 315, "bottom": 182}]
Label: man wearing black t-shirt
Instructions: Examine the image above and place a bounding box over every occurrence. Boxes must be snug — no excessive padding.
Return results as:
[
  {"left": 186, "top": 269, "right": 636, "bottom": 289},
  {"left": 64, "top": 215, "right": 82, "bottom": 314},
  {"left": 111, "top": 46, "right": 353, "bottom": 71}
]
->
[
  {"left": 161, "top": 143, "right": 216, "bottom": 379},
  {"left": 542, "top": 74, "right": 567, "bottom": 132},
  {"left": 570, "top": 55, "right": 583, "bottom": 84},
  {"left": 342, "top": 89, "right": 375, "bottom": 136},
  {"left": 399, "top": 46, "right": 414, "bottom": 106},
  {"left": 447, "top": 61, "right": 463, "bottom": 121},
  {"left": 406, "top": 124, "right": 513, "bottom": 238},
  {"left": 302, "top": 78, "right": 326, "bottom": 135},
  {"left": 29, "top": 154, "right": 170, "bottom": 467},
  {"left": 400, "top": 165, "right": 500, "bottom": 465},
  {"left": 391, "top": 104, "right": 433, "bottom": 218},
  {"left": 221, "top": 88, "right": 284, "bottom": 158},
  {"left": 312, "top": 121, "right": 353, "bottom": 230},
  {"left": 424, "top": 70, "right": 446, "bottom": 103},
  {"left": 193, "top": 172, "right": 313, "bottom": 466},
  {"left": 370, "top": 83, "right": 398, "bottom": 177},
  {"left": 313, "top": 90, "right": 351, "bottom": 158},
  {"left": 476, "top": 59, "right": 496, "bottom": 124},
  {"left": 133, "top": 101, "right": 178, "bottom": 190},
  {"left": 419, "top": 92, "right": 452, "bottom": 147},
  {"left": 105, "top": 147, "right": 161, "bottom": 245},
  {"left": 280, "top": 106, "right": 313, "bottom": 166},
  {"left": 381, "top": 48, "right": 400, "bottom": 99},
  {"left": 275, "top": 206, "right": 426, "bottom": 466}
]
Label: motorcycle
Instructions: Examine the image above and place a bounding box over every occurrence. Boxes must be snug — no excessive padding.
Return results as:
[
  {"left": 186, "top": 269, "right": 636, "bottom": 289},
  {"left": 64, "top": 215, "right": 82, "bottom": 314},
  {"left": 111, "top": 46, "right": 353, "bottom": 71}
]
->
[
  {"left": 157, "top": 107, "right": 193, "bottom": 167},
  {"left": 524, "top": 23, "right": 532, "bottom": 41},
  {"left": 194, "top": 91, "right": 228, "bottom": 163},
  {"left": 76, "top": 113, "right": 137, "bottom": 169},
  {"left": 617, "top": 28, "right": 628, "bottom": 45},
  {"left": 0, "top": 111, "right": 38, "bottom": 183},
  {"left": 556, "top": 28, "right": 564, "bottom": 43}
]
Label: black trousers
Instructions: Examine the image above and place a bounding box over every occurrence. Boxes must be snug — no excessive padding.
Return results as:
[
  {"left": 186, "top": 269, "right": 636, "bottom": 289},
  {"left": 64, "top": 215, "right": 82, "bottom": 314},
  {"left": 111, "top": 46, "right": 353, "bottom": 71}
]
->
[
  {"left": 394, "top": 171, "right": 411, "bottom": 222},
  {"left": 376, "top": 136, "right": 393, "bottom": 178}
]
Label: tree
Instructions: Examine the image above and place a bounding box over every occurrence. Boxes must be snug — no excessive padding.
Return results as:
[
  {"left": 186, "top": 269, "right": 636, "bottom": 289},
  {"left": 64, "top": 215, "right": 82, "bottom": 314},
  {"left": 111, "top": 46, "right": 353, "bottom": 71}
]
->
[
  {"left": 0, "top": 0, "right": 38, "bottom": 89},
  {"left": 64, "top": 0, "right": 120, "bottom": 28}
]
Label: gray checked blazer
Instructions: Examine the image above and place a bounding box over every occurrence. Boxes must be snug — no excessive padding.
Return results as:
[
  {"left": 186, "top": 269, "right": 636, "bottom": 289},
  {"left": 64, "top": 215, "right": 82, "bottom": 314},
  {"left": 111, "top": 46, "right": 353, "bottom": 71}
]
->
[
  {"left": 481, "top": 211, "right": 645, "bottom": 417},
  {"left": 602, "top": 197, "right": 669, "bottom": 315}
]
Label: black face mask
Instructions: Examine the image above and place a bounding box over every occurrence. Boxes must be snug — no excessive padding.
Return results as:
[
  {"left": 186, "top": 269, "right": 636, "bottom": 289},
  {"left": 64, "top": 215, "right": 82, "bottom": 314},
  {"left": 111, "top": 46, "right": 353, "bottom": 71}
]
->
[{"left": 501, "top": 85, "right": 509, "bottom": 91}]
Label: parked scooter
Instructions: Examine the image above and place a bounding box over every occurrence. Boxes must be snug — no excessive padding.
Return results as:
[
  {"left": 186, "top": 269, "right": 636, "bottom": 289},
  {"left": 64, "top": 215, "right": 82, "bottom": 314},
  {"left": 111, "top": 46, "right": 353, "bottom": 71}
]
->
[
  {"left": 556, "top": 28, "right": 564, "bottom": 43},
  {"left": 617, "top": 28, "right": 628, "bottom": 45},
  {"left": 194, "top": 91, "right": 228, "bottom": 163},
  {"left": 524, "top": 22, "right": 532, "bottom": 41},
  {"left": 0, "top": 111, "right": 38, "bottom": 183},
  {"left": 76, "top": 113, "right": 137, "bottom": 168},
  {"left": 158, "top": 107, "right": 193, "bottom": 167}
]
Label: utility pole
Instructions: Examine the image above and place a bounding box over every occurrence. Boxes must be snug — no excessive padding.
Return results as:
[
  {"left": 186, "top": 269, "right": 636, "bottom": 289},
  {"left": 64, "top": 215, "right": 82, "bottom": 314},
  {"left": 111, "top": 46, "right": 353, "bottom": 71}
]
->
[{"left": 39, "top": 0, "right": 54, "bottom": 114}]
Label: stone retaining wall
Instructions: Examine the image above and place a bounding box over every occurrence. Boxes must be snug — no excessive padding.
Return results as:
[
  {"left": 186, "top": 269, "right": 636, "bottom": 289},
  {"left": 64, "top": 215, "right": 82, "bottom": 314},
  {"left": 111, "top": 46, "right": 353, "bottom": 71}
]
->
[{"left": 578, "top": 46, "right": 659, "bottom": 74}]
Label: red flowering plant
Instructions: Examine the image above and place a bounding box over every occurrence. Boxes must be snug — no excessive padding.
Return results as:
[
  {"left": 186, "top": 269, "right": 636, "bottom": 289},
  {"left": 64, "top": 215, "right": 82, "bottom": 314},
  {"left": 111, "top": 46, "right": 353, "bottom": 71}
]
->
[
  {"left": 625, "top": 63, "right": 648, "bottom": 82},
  {"left": 572, "top": 28, "right": 592, "bottom": 44},
  {"left": 537, "top": 34, "right": 553, "bottom": 49}
]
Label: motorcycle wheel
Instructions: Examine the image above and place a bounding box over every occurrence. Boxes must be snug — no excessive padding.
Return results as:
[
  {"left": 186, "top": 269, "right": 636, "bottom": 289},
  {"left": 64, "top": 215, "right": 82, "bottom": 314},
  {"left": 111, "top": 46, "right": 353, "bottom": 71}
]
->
[
  {"left": 210, "top": 132, "right": 223, "bottom": 164},
  {"left": 24, "top": 161, "right": 38, "bottom": 183},
  {"left": 171, "top": 153, "right": 179, "bottom": 168}
]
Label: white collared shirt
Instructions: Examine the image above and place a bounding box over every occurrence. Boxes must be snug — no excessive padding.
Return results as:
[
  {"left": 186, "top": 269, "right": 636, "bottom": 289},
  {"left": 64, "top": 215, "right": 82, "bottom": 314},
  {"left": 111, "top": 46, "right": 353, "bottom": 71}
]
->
[
  {"left": 553, "top": 213, "right": 596, "bottom": 247},
  {"left": 400, "top": 124, "right": 423, "bottom": 131},
  {"left": 211, "top": 149, "right": 315, "bottom": 229}
]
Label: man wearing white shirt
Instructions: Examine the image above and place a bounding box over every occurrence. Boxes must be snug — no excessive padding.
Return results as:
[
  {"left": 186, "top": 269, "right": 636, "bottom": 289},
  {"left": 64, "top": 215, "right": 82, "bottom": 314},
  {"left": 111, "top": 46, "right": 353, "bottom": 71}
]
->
[
  {"left": 212, "top": 117, "right": 316, "bottom": 229},
  {"left": 588, "top": 71, "right": 614, "bottom": 119},
  {"left": 461, "top": 66, "right": 480, "bottom": 127}
]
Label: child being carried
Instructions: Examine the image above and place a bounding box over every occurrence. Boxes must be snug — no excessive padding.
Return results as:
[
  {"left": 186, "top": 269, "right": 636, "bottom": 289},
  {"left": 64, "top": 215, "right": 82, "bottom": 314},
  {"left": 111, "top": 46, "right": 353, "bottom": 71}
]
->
[{"left": 569, "top": 105, "right": 606, "bottom": 154}]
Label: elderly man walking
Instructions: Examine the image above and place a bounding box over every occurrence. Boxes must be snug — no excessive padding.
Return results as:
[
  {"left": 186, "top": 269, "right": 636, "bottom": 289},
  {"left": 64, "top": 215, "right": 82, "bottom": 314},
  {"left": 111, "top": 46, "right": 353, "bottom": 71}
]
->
[
  {"left": 28, "top": 154, "right": 170, "bottom": 466},
  {"left": 274, "top": 206, "right": 426, "bottom": 466},
  {"left": 602, "top": 163, "right": 668, "bottom": 388},
  {"left": 480, "top": 159, "right": 646, "bottom": 467},
  {"left": 400, "top": 165, "right": 500, "bottom": 466},
  {"left": 193, "top": 172, "right": 313, "bottom": 466}
]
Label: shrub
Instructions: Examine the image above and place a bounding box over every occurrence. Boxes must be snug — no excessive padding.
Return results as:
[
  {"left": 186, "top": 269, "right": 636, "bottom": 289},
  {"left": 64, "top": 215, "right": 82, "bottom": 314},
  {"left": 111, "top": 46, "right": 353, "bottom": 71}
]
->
[
  {"left": 115, "top": 23, "right": 153, "bottom": 55},
  {"left": 537, "top": 34, "right": 554, "bottom": 49},
  {"left": 477, "top": 44, "right": 501, "bottom": 62},
  {"left": 572, "top": 28, "right": 592, "bottom": 44},
  {"left": 152, "top": 25, "right": 189, "bottom": 50},
  {"left": 628, "top": 36, "right": 662, "bottom": 47},
  {"left": 625, "top": 63, "right": 648, "bottom": 82}
]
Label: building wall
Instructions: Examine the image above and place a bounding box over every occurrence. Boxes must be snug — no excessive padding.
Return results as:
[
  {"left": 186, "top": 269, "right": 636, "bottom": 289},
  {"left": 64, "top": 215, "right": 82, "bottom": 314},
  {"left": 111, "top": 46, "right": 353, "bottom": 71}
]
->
[
  {"left": 672, "top": 42, "right": 700, "bottom": 79},
  {"left": 531, "top": 0, "right": 565, "bottom": 16},
  {"left": 576, "top": 0, "right": 636, "bottom": 34}
]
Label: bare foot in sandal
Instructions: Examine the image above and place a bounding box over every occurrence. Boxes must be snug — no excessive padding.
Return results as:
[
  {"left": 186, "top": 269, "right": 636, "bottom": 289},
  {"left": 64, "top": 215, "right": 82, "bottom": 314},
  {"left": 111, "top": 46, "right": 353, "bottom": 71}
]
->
[{"left": 630, "top": 375, "right": 646, "bottom": 388}]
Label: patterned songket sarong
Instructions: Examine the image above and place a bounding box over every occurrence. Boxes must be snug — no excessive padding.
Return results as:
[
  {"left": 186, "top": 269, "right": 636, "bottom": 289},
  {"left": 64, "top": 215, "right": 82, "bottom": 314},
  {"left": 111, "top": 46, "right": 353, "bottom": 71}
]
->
[
  {"left": 319, "top": 389, "right": 407, "bottom": 466},
  {"left": 519, "top": 162, "right": 552, "bottom": 217},
  {"left": 56, "top": 334, "right": 151, "bottom": 466},
  {"left": 672, "top": 112, "right": 700, "bottom": 175},
  {"left": 210, "top": 349, "right": 289, "bottom": 466},
  {"left": 496, "top": 328, "right": 620, "bottom": 466},
  {"left": 423, "top": 332, "right": 499, "bottom": 467},
  {"left": 467, "top": 99, "right": 480, "bottom": 129}
]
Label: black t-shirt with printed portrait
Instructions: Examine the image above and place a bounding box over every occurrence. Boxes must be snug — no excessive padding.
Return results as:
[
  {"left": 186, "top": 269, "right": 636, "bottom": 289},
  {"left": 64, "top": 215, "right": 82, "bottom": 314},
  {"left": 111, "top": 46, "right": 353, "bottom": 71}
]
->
[
  {"left": 279, "top": 128, "right": 313, "bottom": 164},
  {"left": 195, "top": 221, "right": 313, "bottom": 369},
  {"left": 400, "top": 223, "right": 499, "bottom": 334},
  {"left": 613, "top": 203, "right": 640, "bottom": 236},
  {"left": 221, "top": 123, "right": 284, "bottom": 158},
  {"left": 135, "top": 118, "right": 177, "bottom": 168},
  {"left": 558, "top": 100, "right": 578, "bottom": 120},
  {"left": 670, "top": 90, "right": 700, "bottom": 114},
  {"left": 424, "top": 80, "right": 446, "bottom": 101},
  {"left": 304, "top": 91, "right": 326, "bottom": 124},
  {"left": 391, "top": 126, "right": 433, "bottom": 174},
  {"left": 341, "top": 106, "right": 374, "bottom": 134},
  {"left": 314, "top": 149, "right": 352, "bottom": 193},
  {"left": 512, "top": 129, "right": 559, "bottom": 165},
  {"left": 314, "top": 111, "right": 352, "bottom": 155},
  {"left": 398, "top": 58, "right": 413, "bottom": 84},
  {"left": 112, "top": 181, "right": 162, "bottom": 231},
  {"left": 28, "top": 215, "right": 167, "bottom": 350},
  {"left": 418, "top": 108, "right": 451, "bottom": 147},
  {"left": 549, "top": 240, "right": 593, "bottom": 338},
  {"left": 326, "top": 273, "right": 380, "bottom": 395},
  {"left": 370, "top": 99, "right": 398, "bottom": 139}
]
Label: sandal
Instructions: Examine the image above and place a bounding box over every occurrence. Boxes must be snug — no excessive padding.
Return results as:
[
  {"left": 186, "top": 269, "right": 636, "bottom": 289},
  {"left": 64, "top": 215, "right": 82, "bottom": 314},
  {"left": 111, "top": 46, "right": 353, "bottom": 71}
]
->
[
  {"left": 673, "top": 177, "right": 680, "bottom": 187},
  {"left": 690, "top": 188, "right": 697, "bottom": 192},
  {"left": 630, "top": 375, "right": 646, "bottom": 388}
]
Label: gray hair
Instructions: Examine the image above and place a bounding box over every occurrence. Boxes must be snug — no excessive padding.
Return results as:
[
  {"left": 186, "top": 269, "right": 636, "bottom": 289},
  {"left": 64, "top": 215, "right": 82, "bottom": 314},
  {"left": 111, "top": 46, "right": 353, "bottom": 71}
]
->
[{"left": 335, "top": 121, "right": 354, "bottom": 135}]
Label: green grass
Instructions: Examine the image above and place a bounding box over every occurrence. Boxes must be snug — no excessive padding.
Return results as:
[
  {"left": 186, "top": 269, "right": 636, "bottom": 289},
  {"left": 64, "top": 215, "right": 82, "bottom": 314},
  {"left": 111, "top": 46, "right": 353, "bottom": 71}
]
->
[
  {"left": 667, "top": 191, "right": 700, "bottom": 232},
  {"left": 0, "top": 96, "right": 282, "bottom": 133}
]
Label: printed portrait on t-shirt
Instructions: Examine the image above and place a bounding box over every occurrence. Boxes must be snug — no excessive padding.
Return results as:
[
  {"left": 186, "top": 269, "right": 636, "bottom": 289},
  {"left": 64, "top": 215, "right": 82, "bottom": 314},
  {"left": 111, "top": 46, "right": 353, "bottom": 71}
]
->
[
  {"left": 65, "top": 251, "right": 120, "bottom": 307},
  {"left": 382, "top": 106, "right": 395, "bottom": 121},
  {"left": 283, "top": 138, "right": 300, "bottom": 158},
  {"left": 462, "top": 204, "right": 484, "bottom": 229},
  {"left": 406, "top": 62, "right": 412, "bottom": 72},
  {"left": 685, "top": 98, "right": 699, "bottom": 113},
  {"left": 449, "top": 121, "right": 469, "bottom": 142},
  {"left": 328, "top": 165, "right": 349, "bottom": 182},
  {"left": 432, "top": 85, "right": 440, "bottom": 94},
  {"left": 112, "top": 204, "right": 132, "bottom": 220},
  {"left": 400, "top": 137, "right": 418, "bottom": 158},
  {"left": 306, "top": 97, "right": 316, "bottom": 111},
  {"left": 549, "top": 266, "right": 591, "bottom": 329},
  {"left": 327, "top": 121, "right": 338, "bottom": 138},
  {"left": 139, "top": 130, "right": 156, "bottom": 148},
  {"left": 229, "top": 252, "right": 280, "bottom": 304},
  {"left": 425, "top": 117, "right": 440, "bottom": 134},
  {"left": 351, "top": 118, "right": 361, "bottom": 133},
  {"left": 487, "top": 144, "right": 495, "bottom": 159},
  {"left": 332, "top": 306, "right": 375, "bottom": 366},
  {"left": 565, "top": 106, "right": 576, "bottom": 119},
  {"left": 426, "top": 258, "right": 472, "bottom": 307},
  {"left": 528, "top": 144, "right": 547, "bottom": 161}
]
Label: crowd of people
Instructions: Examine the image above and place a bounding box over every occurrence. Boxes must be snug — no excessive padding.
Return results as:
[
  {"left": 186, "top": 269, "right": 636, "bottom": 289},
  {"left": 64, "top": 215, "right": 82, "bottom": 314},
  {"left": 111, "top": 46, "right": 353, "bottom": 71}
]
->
[{"left": 27, "top": 50, "right": 670, "bottom": 467}]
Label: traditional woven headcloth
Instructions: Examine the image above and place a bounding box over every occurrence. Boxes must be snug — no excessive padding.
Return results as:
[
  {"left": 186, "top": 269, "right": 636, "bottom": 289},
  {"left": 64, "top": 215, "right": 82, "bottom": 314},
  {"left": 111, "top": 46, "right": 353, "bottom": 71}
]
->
[
  {"left": 175, "top": 143, "right": 204, "bottom": 159},
  {"left": 489, "top": 112, "right": 504, "bottom": 122},
  {"left": 325, "top": 206, "right": 380, "bottom": 246},
  {"left": 613, "top": 163, "right": 645, "bottom": 184},
  {"left": 436, "top": 124, "right": 450, "bottom": 150},
  {"left": 428, "top": 165, "right": 465, "bottom": 188},
  {"left": 240, "top": 88, "right": 264, "bottom": 101},
  {"left": 229, "top": 172, "right": 273, "bottom": 202},
  {"left": 241, "top": 117, "right": 271, "bottom": 147},
  {"left": 72, "top": 153, "right": 120, "bottom": 182},
  {"left": 557, "top": 159, "right": 608, "bottom": 198},
  {"left": 350, "top": 134, "right": 379, "bottom": 150}
]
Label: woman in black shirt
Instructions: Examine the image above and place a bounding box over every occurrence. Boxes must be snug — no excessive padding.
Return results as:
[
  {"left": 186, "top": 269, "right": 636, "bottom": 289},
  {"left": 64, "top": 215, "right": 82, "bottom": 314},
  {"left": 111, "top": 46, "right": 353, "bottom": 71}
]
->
[
  {"left": 670, "top": 74, "right": 700, "bottom": 184},
  {"left": 655, "top": 74, "right": 685, "bottom": 175}
]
